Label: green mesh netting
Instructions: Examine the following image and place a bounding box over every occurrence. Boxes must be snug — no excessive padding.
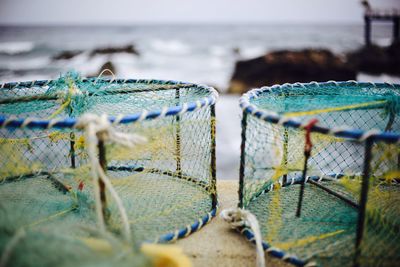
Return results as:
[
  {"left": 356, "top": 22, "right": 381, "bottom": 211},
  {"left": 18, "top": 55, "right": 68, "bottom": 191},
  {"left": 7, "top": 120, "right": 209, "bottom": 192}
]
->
[
  {"left": 0, "top": 73, "right": 217, "bottom": 267},
  {"left": 240, "top": 82, "right": 400, "bottom": 266}
]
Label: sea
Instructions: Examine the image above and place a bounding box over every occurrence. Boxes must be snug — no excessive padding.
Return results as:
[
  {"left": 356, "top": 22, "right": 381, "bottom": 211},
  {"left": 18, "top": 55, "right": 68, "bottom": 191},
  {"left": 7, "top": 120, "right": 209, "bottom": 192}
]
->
[
  {"left": 0, "top": 24, "right": 399, "bottom": 179},
  {"left": 0, "top": 23, "right": 397, "bottom": 87}
]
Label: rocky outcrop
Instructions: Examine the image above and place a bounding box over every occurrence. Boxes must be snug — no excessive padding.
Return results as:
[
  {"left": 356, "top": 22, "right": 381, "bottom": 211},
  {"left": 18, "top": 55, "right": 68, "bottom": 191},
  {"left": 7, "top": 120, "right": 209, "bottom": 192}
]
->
[
  {"left": 97, "top": 61, "right": 116, "bottom": 76},
  {"left": 90, "top": 44, "right": 139, "bottom": 57},
  {"left": 53, "top": 44, "right": 139, "bottom": 61},
  {"left": 52, "top": 50, "right": 83, "bottom": 60},
  {"left": 227, "top": 49, "right": 356, "bottom": 94},
  {"left": 347, "top": 42, "right": 400, "bottom": 76}
]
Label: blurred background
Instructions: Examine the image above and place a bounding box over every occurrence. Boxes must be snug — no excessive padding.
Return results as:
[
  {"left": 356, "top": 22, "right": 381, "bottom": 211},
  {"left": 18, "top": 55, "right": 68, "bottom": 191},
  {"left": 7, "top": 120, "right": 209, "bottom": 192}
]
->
[{"left": 0, "top": 0, "right": 399, "bottom": 180}]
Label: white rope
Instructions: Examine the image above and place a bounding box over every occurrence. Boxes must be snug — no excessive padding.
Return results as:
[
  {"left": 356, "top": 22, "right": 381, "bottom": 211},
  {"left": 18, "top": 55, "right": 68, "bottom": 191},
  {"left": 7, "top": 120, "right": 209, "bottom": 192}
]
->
[
  {"left": 75, "top": 113, "right": 146, "bottom": 243},
  {"left": 221, "top": 208, "right": 266, "bottom": 267},
  {"left": 95, "top": 69, "right": 116, "bottom": 84},
  {"left": 0, "top": 229, "right": 25, "bottom": 267}
]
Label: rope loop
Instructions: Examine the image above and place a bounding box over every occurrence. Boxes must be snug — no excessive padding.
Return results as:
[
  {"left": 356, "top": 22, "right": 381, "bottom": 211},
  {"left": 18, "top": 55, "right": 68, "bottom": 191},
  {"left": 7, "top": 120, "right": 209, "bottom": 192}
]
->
[
  {"left": 75, "top": 113, "right": 147, "bottom": 243},
  {"left": 221, "top": 208, "right": 266, "bottom": 267}
]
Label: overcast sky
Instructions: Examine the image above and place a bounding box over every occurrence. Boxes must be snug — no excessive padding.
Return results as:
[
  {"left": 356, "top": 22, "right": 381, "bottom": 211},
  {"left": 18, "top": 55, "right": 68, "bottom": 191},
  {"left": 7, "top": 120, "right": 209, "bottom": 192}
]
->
[{"left": 0, "top": 0, "right": 399, "bottom": 25}]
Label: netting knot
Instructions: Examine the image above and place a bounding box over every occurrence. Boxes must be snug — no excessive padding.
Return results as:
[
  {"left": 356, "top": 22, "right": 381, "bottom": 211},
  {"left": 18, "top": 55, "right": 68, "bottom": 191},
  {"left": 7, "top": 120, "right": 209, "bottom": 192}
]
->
[
  {"left": 221, "top": 208, "right": 266, "bottom": 267},
  {"left": 75, "top": 113, "right": 147, "bottom": 146}
]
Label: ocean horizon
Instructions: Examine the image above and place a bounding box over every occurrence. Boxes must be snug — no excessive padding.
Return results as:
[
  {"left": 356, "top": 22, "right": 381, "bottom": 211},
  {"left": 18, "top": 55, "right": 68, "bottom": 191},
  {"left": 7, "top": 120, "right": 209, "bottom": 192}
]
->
[{"left": 0, "top": 23, "right": 395, "bottom": 88}]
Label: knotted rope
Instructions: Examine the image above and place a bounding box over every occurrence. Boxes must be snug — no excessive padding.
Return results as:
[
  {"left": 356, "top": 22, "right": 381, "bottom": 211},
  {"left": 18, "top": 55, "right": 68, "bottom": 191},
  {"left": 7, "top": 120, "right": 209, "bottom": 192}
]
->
[
  {"left": 221, "top": 208, "right": 265, "bottom": 267},
  {"left": 75, "top": 113, "right": 146, "bottom": 243}
]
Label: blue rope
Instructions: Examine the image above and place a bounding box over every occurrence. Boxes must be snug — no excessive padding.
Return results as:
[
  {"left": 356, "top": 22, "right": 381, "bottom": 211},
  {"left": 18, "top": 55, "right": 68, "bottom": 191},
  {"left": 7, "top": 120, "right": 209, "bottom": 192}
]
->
[
  {"left": 240, "top": 81, "right": 400, "bottom": 143},
  {"left": 0, "top": 79, "right": 217, "bottom": 129},
  {"left": 150, "top": 206, "right": 217, "bottom": 243}
]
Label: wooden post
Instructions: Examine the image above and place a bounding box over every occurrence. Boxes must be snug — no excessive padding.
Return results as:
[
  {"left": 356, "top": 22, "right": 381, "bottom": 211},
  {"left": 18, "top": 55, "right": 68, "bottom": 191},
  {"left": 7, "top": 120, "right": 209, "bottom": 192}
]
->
[
  {"left": 365, "top": 16, "right": 371, "bottom": 46},
  {"left": 393, "top": 17, "right": 400, "bottom": 42}
]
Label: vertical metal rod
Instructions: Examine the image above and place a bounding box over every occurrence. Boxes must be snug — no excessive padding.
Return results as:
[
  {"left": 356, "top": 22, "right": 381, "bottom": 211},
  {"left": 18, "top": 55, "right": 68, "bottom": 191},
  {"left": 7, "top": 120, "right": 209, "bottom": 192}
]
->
[
  {"left": 354, "top": 138, "right": 373, "bottom": 267},
  {"left": 210, "top": 104, "right": 217, "bottom": 209},
  {"left": 296, "top": 119, "right": 317, "bottom": 217},
  {"left": 365, "top": 16, "right": 371, "bottom": 46},
  {"left": 308, "top": 179, "right": 359, "bottom": 209},
  {"left": 70, "top": 132, "right": 76, "bottom": 168},
  {"left": 282, "top": 128, "right": 289, "bottom": 185},
  {"left": 239, "top": 112, "right": 248, "bottom": 208},
  {"left": 384, "top": 111, "right": 395, "bottom": 132},
  {"left": 393, "top": 17, "right": 400, "bottom": 42},
  {"left": 98, "top": 140, "right": 108, "bottom": 220},
  {"left": 397, "top": 150, "right": 400, "bottom": 170},
  {"left": 282, "top": 92, "right": 289, "bottom": 185},
  {"left": 296, "top": 152, "right": 310, "bottom": 217},
  {"left": 384, "top": 99, "right": 395, "bottom": 132},
  {"left": 175, "top": 89, "right": 182, "bottom": 176}
]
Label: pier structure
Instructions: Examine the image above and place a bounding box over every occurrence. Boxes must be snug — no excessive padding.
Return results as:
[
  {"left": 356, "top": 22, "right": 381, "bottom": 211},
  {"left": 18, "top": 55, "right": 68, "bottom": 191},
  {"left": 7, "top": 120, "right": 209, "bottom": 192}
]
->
[{"left": 362, "top": 0, "right": 400, "bottom": 45}]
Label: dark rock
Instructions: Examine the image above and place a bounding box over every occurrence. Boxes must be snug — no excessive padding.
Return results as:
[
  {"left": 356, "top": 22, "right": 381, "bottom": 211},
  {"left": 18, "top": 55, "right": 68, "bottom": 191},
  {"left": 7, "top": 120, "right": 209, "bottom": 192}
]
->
[
  {"left": 232, "top": 47, "right": 241, "bottom": 56},
  {"left": 227, "top": 49, "right": 356, "bottom": 94},
  {"left": 90, "top": 44, "right": 139, "bottom": 57},
  {"left": 98, "top": 61, "right": 116, "bottom": 76},
  {"left": 347, "top": 42, "right": 400, "bottom": 75},
  {"left": 52, "top": 50, "right": 83, "bottom": 60}
]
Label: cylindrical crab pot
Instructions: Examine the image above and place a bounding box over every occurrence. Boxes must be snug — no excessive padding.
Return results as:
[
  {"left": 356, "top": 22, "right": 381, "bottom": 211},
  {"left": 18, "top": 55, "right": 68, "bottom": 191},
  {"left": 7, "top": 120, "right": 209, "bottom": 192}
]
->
[
  {"left": 0, "top": 74, "right": 218, "bottom": 266},
  {"left": 239, "top": 81, "right": 400, "bottom": 267}
]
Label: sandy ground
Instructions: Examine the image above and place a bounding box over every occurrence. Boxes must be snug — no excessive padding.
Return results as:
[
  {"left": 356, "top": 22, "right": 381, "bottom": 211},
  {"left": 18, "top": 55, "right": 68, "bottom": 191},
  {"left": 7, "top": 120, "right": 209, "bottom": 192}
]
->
[{"left": 176, "top": 180, "right": 289, "bottom": 267}]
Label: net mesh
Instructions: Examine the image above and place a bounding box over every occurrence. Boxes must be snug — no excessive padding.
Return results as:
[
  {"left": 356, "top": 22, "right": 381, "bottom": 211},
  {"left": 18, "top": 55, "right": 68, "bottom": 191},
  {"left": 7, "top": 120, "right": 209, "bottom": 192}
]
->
[
  {"left": 0, "top": 73, "right": 217, "bottom": 267},
  {"left": 240, "top": 82, "right": 400, "bottom": 266}
]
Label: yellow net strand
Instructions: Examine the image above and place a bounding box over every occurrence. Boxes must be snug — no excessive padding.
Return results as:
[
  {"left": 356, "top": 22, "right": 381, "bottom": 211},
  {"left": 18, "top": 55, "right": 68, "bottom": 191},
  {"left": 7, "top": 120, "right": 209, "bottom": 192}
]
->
[
  {"left": 48, "top": 97, "right": 71, "bottom": 119},
  {"left": 275, "top": 229, "right": 346, "bottom": 250},
  {"left": 24, "top": 206, "right": 76, "bottom": 228},
  {"left": 284, "top": 100, "right": 387, "bottom": 118},
  {"left": 265, "top": 184, "right": 283, "bottom": 244}
]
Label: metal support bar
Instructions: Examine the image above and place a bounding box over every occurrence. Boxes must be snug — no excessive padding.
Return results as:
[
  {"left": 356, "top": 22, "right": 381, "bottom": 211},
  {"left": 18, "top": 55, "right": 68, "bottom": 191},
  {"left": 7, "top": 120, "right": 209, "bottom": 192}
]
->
[
  {"left": 98, "top": 140, "right": 108, "bottom": 221},
  {"left": 175, "top": 89, "right": 182, "bottom": 176},
  {"left": 296, "top": 151, "right": 310, "bottom": 217},
  {"left": 282, "top": 128, "right": 289, "bottom": 185},
  {"left": 354, "top": 138, "right": 373, "bottom": 267},
  {"left": 308, "top": 179, "right": 359, "bottom": 209},
  {"left": 210, "top": 104, "right": 217, "bottom": 209},
  {"left": 70, "top": 132, "right": 76, "bottom": 168},
  {"left": 239, "top": 112, "right": 248, "bottom": 208}
]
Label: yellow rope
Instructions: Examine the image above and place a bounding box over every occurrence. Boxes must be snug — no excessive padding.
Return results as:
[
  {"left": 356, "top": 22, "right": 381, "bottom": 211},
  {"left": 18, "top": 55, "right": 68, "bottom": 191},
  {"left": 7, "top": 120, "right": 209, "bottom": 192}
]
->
[
  {"left": 275, "top": 229, "right": 345, "bottom": 250},
  {"left": 284, "top": 100, "right": 387, "bottom": 118},
  {"left": 25, "top": 206, "right": 75, "bottom": 228},
  {"left": 48, "top": 97, "right": 71, "bottom": 119},
  {"left": 141, "top": 244, "right": 192, "bottom": 267},
  {"left": 265, "top": 185, "right": 282, "bottom": 244},
  {"left": 47, "top": 78, "right": 82, "bottom": 119}
]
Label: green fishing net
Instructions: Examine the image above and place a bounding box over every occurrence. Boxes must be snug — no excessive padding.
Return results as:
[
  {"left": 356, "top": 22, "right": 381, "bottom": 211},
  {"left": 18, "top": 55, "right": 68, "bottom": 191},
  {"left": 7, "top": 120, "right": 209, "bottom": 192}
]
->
[
  {"left": 0, "top": 72, "right": 217, "bottom": 267},
  {"left": 240, "top": 82, "right": 400, "bottom": 266}
]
